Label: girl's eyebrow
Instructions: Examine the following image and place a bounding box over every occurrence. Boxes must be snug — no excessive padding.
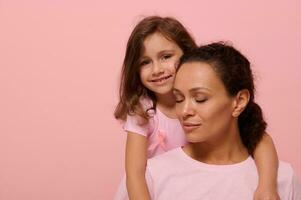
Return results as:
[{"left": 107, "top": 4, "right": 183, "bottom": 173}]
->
[
  {"left": 158, "top": 49, "right": 175, "bottom": 54},
  {"left": 139, "top": 56, "right": 150, "bottom": 62},
  {"left": 140, "top": 49, "right": 175, "bottom": 60}
]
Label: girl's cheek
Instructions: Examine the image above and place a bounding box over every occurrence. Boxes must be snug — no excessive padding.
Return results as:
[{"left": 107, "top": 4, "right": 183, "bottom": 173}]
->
[{"left": 168, "top": 60, "right": 178, "bottom": 68}]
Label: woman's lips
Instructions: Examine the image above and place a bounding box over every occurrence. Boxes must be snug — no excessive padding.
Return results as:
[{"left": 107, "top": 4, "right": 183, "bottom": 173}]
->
[{"left": 182, "top": 123, "right": 201, "bottom": 133}]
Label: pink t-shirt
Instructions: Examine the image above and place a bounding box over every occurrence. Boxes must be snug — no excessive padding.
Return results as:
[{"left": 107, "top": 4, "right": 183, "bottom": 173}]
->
[
  {"left": 123, "top": 98, "right": 186, "bottom": 158},
  {"left": 145, "top": 147, "right": 301, "bottom": 200},
  {"left": 114, "top": 98, "right": 187, "bottom": 200}
]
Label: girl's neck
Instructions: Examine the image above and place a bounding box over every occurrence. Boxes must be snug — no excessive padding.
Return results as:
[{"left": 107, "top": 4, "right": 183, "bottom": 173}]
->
[
  {"left": 183, "top": 125, "right": 249, "bottom": 165},
  {"left": 156, "top": 92, "right": 176, "bottom": 107},
  {"left": 155, "top": 92, "right": 177, "bottom": 118}
]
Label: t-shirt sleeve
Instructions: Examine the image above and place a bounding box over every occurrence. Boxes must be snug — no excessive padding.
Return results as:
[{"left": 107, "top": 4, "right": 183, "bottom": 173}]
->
[
  {"left": 123, "top": 114, "right": 152, "bottom": 137},
  {"left": 123, "top": 97, "right": 155, "bottom": 137},
  {"left": 291, "top": 172, "right": 301, "bottom": 200}
]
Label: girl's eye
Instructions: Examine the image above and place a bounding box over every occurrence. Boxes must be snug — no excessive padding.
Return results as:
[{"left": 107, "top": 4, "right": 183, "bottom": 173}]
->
[
  {"left": 140, "top": 60, "right": 150, "bottom": 66},
  {"left": 162, "top": 54, "right": 172, "bottom": 61}
]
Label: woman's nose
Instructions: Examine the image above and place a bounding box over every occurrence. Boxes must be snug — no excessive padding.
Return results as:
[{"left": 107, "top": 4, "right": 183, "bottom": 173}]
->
[{"left": 181, "top": 100, "right": 195, "bottom": 118}]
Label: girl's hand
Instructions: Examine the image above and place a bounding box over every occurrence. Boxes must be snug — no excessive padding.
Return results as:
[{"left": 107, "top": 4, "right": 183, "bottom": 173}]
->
[{"left": 253, "top": 186, "right": 280, "bottom": 200}]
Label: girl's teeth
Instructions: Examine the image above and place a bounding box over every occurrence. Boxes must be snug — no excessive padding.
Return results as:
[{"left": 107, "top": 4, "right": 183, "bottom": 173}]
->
[{"left": 152, "top": 75, "right": 171, "bottom": 82}]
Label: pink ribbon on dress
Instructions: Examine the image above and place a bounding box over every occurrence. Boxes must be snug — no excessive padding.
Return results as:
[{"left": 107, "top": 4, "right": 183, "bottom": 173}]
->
[{"left": 148, "top": 130, "right": 167, "bottom": 152}]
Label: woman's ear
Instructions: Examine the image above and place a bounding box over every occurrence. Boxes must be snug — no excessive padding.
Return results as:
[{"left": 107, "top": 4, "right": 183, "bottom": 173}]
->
[{"left": 232, "top": 89, "right": 250, "bottom": 117}]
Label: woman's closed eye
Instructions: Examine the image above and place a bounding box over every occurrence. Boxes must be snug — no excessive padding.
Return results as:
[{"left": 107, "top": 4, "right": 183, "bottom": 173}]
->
[
  {"left": 174, "top": 94, "right": 184, "bottom": 103},
  {"left": 174, "top": 95, "right": 184, "bottom": 103},
  {"left": 173, "top": 92, "right": 184, "bottom": 103},
  {"left": 175, "top": 99, "right": 184, "bottom": 103},
  {"left": 195, "top": 98, "right": 207, "bottom": 103}
]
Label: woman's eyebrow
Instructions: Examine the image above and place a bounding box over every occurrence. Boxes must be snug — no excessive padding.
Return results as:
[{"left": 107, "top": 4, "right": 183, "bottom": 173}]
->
[
  {"left": 190, "top": 87, "right": 211, "bottom": 93},
  {"left": 173, "top": 87, "right": 211, "bottom": 93}
]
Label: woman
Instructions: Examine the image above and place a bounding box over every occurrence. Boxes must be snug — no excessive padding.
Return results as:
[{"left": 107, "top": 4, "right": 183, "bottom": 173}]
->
[{"left": 144, "top": 42, "right": 301, "bottom": 199}]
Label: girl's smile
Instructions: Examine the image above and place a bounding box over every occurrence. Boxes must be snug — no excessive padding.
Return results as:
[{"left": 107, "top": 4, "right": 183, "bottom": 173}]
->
[{"left": 149, "top": 74, "right": 173, "bottom": 85}]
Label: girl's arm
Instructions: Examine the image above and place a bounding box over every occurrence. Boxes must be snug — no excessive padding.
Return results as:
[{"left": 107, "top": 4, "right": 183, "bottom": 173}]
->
[
  {"left": 253, "top": 133, "right": 280, "bottom": 200},
  {"left": 125, "top": 132, "right": 151, "bottom": 200}
]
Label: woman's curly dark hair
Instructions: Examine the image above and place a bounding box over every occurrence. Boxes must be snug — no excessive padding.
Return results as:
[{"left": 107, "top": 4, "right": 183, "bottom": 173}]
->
[{"left": 178, "top": 42, "right": 266, "bottom": 155}]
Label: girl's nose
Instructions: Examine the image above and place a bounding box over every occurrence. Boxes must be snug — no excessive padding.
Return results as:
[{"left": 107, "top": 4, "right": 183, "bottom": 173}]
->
[{"left": 152, "top": 62, "right": 164, "bottom": 76}]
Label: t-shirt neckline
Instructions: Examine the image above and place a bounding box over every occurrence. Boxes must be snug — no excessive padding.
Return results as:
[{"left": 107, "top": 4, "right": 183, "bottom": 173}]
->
[{"left": 177, "top": 147, "right": 252, "bottom": 171}]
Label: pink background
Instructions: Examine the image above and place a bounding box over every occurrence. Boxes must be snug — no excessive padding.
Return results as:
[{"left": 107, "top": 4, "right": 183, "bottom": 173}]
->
[{"left": 0, "top": 0, "right": 300, "bottom": 199}]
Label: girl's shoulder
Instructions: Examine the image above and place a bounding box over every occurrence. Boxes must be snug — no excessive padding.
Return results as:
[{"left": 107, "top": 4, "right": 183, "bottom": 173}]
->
[
  {"left": 139, "top": 96, "right": 154, "bottom": 111},
  {"left": 123, "top": 96, "right": 157, "bottom": 137},
  {"left": 138, "top": 96, "right": 157, "bottom": 118}
]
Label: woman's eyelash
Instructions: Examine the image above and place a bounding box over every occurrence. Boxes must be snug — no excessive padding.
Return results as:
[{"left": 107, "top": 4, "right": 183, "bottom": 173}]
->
[
  {"left": 175, "top": 99, "right": 183, "bottom": 103},
  {"left": 196, "top": 99, "right": 207, "bottom": 103}
]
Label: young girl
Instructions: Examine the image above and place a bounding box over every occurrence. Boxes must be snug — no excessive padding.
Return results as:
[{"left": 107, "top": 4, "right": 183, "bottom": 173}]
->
[{"left": 114, "top": 16, "right": 279, "bottom": 200}]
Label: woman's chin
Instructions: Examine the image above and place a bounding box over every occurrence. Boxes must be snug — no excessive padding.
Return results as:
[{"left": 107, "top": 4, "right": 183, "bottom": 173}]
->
[{"left": 186, "top": 135, "right": 206, "bottom": 144}]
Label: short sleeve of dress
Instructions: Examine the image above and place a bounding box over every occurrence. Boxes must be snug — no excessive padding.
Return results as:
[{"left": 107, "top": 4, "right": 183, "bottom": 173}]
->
[
  {"left": 123, "top": 97, "right": 155, "bottom": 137},
  {"left": 123, "top": 115, "right": 151, "bottom": 136}
]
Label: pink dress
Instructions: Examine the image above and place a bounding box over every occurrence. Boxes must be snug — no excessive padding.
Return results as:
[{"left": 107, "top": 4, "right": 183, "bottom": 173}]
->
[{"left": 114, "top": 98, "right": 187, "bottom": 199}]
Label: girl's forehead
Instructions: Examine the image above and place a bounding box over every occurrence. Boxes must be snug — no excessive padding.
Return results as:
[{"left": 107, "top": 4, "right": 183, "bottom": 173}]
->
[{"left": 143, "top": 32, "right": 178, "bottom": 50}]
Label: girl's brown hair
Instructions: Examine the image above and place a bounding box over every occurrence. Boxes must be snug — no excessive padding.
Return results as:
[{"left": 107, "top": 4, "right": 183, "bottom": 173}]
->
[{"left": 114, "top": 16, "right": 197, "bottom": 123}]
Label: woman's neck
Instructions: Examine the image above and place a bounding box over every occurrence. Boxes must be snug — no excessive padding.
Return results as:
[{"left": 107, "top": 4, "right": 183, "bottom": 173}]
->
[{"left": 183, "top": 126, "right": 249, "bottom": 165}]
